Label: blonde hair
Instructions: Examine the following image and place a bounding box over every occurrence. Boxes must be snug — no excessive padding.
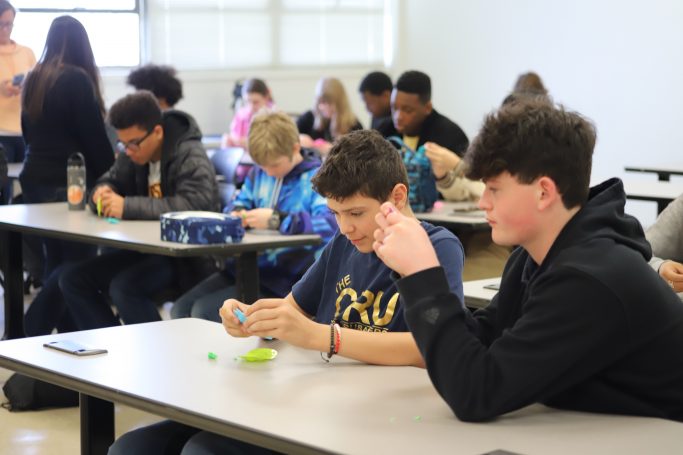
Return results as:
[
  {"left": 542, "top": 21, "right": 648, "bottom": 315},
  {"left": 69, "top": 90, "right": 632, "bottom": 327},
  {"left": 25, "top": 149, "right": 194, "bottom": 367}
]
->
[
  {"left": 248, "top": 111, "right": 299, "bottom": 165},
  {"left": 313, "top": 77, "right": 357, "bottom": 138}
]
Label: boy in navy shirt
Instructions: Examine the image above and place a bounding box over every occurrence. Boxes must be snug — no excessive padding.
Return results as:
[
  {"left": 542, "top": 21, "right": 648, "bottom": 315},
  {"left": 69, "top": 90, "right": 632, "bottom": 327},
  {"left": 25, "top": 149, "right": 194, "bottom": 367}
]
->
[
  {"left": 221, "top": 129, "right": 465, "bottom": 365},
  {"left": 108, "top": 129, "right": 466, "bottom": 454}
]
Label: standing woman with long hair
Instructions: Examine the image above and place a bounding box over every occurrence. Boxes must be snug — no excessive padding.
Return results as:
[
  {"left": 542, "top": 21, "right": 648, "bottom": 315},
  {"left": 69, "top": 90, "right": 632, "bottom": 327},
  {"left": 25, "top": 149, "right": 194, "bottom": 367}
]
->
[
  {"left": 20, "top": 15, "right": 114, "bottom": 335},
  {"left": 0, "top": 0, "right": 36, "bottom": 202},
  {"left": 297, "top": 76, "right": 362, "bottom": 157}
]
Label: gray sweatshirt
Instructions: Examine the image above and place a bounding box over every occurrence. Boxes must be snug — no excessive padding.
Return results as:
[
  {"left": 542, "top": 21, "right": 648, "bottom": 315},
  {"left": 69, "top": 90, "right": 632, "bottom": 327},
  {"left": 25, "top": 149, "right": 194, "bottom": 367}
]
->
[{"left": 645, "top": 193, "right": 683, "bottom": 299}]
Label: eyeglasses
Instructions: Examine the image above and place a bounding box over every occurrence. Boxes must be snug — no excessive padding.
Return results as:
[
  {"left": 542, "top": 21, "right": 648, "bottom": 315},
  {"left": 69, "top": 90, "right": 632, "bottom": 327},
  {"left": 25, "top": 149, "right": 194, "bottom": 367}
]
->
[
  {"left": 115, "top": 129, "right": 154, "bottom": 153},
  {"left": 0, "top": 22, "right": 14, "bottom": 30}
]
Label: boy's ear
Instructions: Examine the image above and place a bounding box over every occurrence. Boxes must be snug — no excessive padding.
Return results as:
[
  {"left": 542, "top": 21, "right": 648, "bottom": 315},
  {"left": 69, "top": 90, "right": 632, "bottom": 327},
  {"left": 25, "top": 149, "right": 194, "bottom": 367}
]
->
[
  {"left": 153, "top": 123, "right": 164, "bottom": 140},
  {"left": 537, "top": 176, "right": 560, "bottom": 211},
  {"left": 292, "top": 142, "right": 302, "bottom": 157},
  {"left": 389, "top": 183, "right": 409, "bottom": 209}
]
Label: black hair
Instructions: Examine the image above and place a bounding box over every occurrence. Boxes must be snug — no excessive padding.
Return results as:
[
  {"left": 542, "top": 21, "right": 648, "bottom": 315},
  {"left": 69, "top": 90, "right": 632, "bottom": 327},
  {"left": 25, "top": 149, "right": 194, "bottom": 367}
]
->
[
  {"left": 0, "top": 1, "right": 15, "bottom": 16},
  {"left": 312, "top": 130, "right": 408, "bottom": 202},
  {"left": 108, "top": 91, "right": 163, "bottom": 132},
  {"left": 395, "top": 70, "right": 431, "bottom": 104},
  {"left": 466, "top": 98, "right": 596, "bottom": 209},
  {"left": 22, "top": 16, "right": 104, "bottom": 121},
  {"left": 358, "top": 71, "right": 392, "bottom": 95},
  {"left": 127, "top": 64, "right": 183, "bottom": 107}
]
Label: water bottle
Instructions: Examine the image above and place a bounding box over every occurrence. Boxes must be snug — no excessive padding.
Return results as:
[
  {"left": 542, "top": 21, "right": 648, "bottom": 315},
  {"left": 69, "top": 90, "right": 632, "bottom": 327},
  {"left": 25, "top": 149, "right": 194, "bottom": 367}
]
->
[{"left": 67, "top": 152, "right": 86, "bottom": 211}]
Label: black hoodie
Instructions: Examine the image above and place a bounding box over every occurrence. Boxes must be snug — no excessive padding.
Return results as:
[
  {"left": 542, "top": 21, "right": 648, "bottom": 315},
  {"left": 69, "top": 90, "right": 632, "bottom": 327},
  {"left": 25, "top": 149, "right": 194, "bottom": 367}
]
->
[
  {"left": 90, "top": 110, "right": 220, "bottom": 219},
  {"left": 398, "top": 178, "right": 683, "bottom": 422}
]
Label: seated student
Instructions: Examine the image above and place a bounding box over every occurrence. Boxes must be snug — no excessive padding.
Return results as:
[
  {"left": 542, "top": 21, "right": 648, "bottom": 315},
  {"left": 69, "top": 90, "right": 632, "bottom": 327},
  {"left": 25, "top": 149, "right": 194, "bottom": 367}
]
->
[
  {"left": 170, "top": 111, "right": 337, "bottom": 321},
  {"left": 380, "top": 70, "right": 506, "bottom": 280},
  {"left": 645, "top": 193, "right": 683, "bottom": 298},
  {"left": 127, "top": 63, "right": 183, "bottom": 110},
  {"left": 59, "top": 91, "right": 220, "bottom": 329},
  {"left": 108, "top": 129, "right": 466, "bottom": 455},
  {"left": 373, "top": 99, "right": 683, "bottom": 422},
  {"left": 501, "top": 71, "right": 549, "bottom": 106},
  {"left": 297, "top": 77, "right": 362, "bottom": 157},
  {"left": 358, "top": 71, "right": 392, "bottom": 130},
  {"left": 221, "top": 78, "right": 274, "bottom": 148}
]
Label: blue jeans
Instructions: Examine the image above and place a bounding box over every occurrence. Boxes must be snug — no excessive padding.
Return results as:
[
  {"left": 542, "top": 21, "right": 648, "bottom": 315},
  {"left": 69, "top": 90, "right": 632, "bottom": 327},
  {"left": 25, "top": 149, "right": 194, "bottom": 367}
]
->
[
  {"left": 108, "top": 420, "right": 281, "bottom": 455},
  {"left": 20, "top": 180, "right": 96, "bottom": 336},
  {"left": 59, "top": 249, "right": 174, "bottom": 330},
  {"left": 171, "top": 272, "right": 277, "bottom": 322}
]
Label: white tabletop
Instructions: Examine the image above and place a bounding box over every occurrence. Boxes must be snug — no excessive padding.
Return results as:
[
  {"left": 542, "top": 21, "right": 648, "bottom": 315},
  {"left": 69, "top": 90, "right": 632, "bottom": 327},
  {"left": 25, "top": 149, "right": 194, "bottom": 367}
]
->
[
  {"left": 625, "top": 163, "right": 683, "bottom": 178},
  {"left": 0, "top": 319, "right": 680, "bottom": 455},
  {"left": 416, "top": 201, "right": 489, "bottom": 228},
  {"left": 621, "top": 179, "right": 683, "bottom": 201},
  {"left": 463, "top": 277, "right": 500, "bottom": 309},
  {"left": 0, "top": 202, "right": 320, "bottom": 256}
]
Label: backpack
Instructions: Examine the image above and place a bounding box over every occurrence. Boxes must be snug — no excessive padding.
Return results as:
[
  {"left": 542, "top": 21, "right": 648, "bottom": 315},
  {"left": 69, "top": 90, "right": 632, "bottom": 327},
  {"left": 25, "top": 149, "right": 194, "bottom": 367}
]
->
[
  {"left": 387, "top": 136, "right": 438, "bottom": 212},
  {"left": 2, "top": 373, "right": 79, "bottom": 411}
]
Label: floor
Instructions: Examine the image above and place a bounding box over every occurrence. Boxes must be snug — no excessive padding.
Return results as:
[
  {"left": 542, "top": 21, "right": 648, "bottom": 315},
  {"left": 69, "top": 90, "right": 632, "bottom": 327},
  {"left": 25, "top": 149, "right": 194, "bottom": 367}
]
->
[{"left": 0, "top": 282, "right": 170, "bottom": 454}]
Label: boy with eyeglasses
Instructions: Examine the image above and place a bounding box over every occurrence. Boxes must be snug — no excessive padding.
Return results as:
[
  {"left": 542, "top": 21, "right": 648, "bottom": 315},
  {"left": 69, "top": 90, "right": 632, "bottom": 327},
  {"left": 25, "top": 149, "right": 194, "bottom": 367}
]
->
[{"left": 59, "top": 90, "right": 220, "bottom": 329}]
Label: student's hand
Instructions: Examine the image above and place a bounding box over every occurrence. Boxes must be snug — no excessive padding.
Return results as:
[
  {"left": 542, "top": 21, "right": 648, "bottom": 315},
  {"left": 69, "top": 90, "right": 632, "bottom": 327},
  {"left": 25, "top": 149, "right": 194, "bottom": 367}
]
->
[
  {"left": 101, "top": 191, "right": 124, "bottom": 218},
  {"left": 243, "top": 208, "right": 274, "bottom": 229},
  {"left": 315, "top": 141, "right": 333, "bottom": 157},
  {"left": 0, "top": 79, "right": 20, "bottom": 97},
  {"left": 243, "top": 298, "right": 322, "bottom": 349},
  {"left": 219, "top": 299, "right": 251, "bottom": 337},
  {"left": 91, "top": 185, "right": 113, "bottom": 205},
  {"left": 230, "top": 210, "right": 248, "bottom": 227},
  {"left": 424, "top": 142, "right": 460, "bottom": 179},
  {"left": 299, "top": 134, "right": 314, "bottom": 148},
  {"left": 373, "top": 202, "right": 440, "bottom": 276},
  {"left": 659, "top": 260, "right": 683, "bottom": 292}
]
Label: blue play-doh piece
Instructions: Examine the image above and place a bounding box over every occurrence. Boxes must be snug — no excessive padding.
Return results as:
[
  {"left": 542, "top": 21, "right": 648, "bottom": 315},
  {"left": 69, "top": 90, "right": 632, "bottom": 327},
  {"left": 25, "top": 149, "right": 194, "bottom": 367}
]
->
[{"left": 233, "top": 308, "right": 247, "bottom": 324}]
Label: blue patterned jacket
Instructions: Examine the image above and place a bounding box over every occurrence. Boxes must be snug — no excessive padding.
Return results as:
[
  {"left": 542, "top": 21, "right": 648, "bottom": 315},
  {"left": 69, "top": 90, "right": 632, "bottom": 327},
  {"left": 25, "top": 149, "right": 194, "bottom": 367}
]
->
[{"left": 225, "top": 155, "right": 337, "bottom": 296}]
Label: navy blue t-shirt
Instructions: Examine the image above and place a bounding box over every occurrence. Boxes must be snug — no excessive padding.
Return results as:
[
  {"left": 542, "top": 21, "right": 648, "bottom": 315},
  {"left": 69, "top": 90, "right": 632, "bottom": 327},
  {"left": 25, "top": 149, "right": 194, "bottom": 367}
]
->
[{"left": 291, "top": 221, "right": 464, "bottom": 332}]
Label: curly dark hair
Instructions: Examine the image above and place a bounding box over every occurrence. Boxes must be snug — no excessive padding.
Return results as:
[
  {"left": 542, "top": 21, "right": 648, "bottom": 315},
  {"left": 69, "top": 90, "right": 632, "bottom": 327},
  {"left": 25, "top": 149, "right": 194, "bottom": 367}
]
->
[
  {"left": 127, "top": 64, "right": 183, "bottom": 107},
  {"left": 312, "top": 130, "right": 408, "bottom": 202},
  {"left": 108, "top": 91, "right": 162, "bottom": 132},
  {"left": 465, "top": 98, "right": 596, "bottom": 209}
]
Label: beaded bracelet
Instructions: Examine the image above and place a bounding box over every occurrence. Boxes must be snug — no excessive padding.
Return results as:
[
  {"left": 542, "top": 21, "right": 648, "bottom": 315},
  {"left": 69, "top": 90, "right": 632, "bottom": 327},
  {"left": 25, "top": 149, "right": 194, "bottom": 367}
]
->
[{"left": 321, "top": 320, "right": 339, "bottom": 362}]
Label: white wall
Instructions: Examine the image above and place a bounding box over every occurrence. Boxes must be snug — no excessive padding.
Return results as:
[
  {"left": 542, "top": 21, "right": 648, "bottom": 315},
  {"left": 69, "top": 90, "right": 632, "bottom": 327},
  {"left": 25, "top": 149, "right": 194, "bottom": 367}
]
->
[
  {"left": 103, "top": 0, "right": 683, "bottom": 225},
  {"left": 102, "top": 67, "right": 378, "bottom": 136},
  {"left": 397, "top": 0, "right": 683, "bottom": 226}
]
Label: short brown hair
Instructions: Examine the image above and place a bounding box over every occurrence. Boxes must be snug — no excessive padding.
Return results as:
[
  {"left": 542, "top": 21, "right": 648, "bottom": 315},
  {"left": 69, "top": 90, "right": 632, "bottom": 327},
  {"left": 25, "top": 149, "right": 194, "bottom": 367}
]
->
[
  {"left": 247, "top": 111, "right": 299, "bottom": 166},
  {"left": 465, "top": 99, "right": 596, "bottom": 209},
  {"left": 312, "top": 130, "right": 408, "bottom": 202}
]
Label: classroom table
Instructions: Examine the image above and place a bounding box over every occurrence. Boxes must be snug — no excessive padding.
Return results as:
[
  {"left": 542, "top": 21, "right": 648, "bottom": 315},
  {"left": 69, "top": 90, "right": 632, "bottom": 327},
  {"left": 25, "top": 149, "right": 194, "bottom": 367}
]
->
[
  {"left": 415, "top": 201, "right": 489, "bottom": 231},
  {"left": 621, "top": 179, "right": 683, "bottom": 213},
  {"left": 0, "top": 318, "right": 680, "bottom": 455},
  {"left": 625, "top": 163, "right": 683, "bottom": 181},
  {"left": 463, "top": 277, "right": 500, "bottom": 309},
  {"left": 0, "top": 203, "right": 320, "bottom": 339}
]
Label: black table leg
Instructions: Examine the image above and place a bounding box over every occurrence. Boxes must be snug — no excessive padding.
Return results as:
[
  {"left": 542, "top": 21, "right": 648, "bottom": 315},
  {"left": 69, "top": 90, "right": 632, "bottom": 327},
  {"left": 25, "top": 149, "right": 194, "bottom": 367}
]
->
[
  {"left": 80, "top": 394, "right": 114, "bottom": 455},
  {"left": 657, "top": 199, "right": 668, "bottom": 214},
  {"left": 0, "top": 230, "right": 24, "bottom": 339},
  {"left": 235, "top": 251, "right": 259, "bottom": 304}
]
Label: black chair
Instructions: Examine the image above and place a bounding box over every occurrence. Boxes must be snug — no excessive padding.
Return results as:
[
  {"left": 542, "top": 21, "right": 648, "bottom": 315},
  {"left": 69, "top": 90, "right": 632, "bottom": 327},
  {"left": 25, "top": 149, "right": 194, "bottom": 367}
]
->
[{"left": 210, "top": 147, "right": 245, "bottom": 209}]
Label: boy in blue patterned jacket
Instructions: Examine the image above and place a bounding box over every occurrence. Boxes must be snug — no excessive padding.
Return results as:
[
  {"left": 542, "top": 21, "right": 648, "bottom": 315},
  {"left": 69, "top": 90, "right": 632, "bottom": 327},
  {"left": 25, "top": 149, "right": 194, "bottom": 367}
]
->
[{"left": 171, "top": 111, "right": 336, "bottom": 321}]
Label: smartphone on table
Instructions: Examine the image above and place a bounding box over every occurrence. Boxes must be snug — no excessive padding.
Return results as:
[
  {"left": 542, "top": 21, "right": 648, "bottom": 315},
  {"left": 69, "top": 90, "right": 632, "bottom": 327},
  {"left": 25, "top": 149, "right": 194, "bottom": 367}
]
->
[{"left": 44, "top": 340, "right": 108, "bottom": 356}]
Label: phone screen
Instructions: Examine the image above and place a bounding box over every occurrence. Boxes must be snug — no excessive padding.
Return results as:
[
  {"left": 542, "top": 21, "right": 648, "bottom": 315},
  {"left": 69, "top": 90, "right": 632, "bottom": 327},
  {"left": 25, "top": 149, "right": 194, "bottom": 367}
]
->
[
  {"left": 44, "top": 340, "right": 108, "bottom": 356},
  {"left": 12, "top": 73, "right": 25, "bottom": 86}
]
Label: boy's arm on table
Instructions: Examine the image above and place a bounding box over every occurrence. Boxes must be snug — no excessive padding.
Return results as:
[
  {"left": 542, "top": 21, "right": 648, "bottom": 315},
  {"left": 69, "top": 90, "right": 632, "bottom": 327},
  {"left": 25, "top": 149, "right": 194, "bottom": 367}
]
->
[{"left": 220, "top": 293, "right": 424, "bottom": 367}]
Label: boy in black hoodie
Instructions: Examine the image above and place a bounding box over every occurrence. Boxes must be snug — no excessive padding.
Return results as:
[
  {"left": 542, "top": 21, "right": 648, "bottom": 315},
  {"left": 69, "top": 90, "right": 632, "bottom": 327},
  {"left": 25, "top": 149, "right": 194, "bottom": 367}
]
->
[
  {"left": 373, "top": 98, "right": 683, "bottom": 422},
  {"left": 59, "top": 91, "right": 220, "bottom": 329}
]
